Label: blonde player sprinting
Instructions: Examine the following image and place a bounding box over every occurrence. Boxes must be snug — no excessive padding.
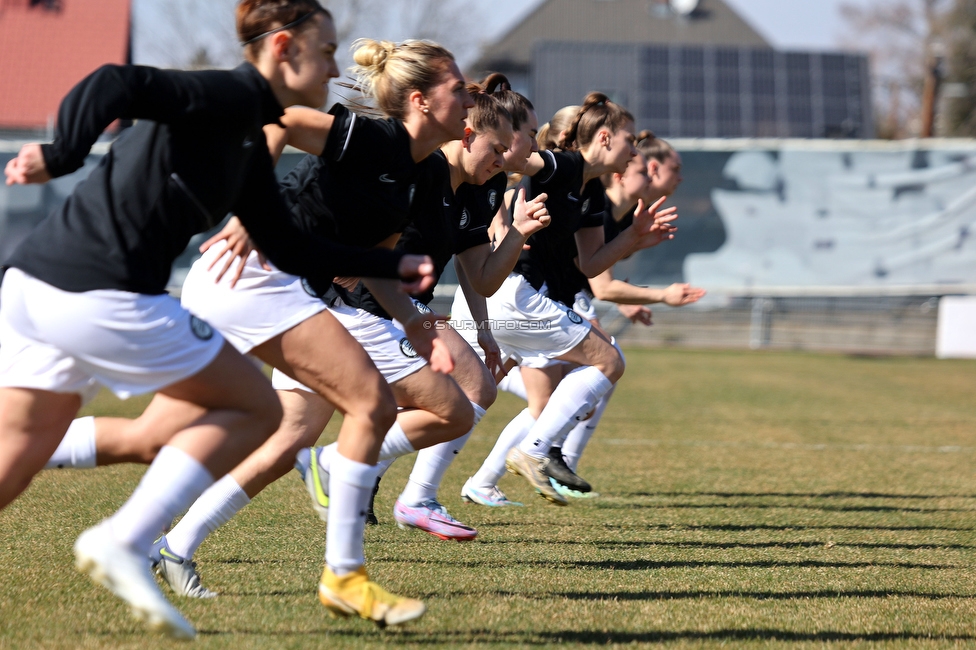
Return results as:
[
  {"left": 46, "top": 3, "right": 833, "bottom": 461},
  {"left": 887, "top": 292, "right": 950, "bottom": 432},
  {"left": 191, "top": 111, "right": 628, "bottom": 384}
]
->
[{"left": 354, "top": 80, "right": 551, "bottom": 536}]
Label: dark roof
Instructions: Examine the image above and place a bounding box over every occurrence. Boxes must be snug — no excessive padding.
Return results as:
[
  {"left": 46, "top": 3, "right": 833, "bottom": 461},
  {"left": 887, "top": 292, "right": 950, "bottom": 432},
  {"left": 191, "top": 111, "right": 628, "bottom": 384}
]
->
[
  {"left": 0, "top": 0, "right": 130, "bottom": 129},
  {"left": 472, "top": 0, "right": 769, "bottom": 74}
]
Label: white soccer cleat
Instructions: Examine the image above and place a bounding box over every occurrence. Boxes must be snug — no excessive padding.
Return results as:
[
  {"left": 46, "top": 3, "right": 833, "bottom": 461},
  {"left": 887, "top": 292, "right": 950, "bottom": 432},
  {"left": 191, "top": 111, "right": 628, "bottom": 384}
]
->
[
  {"left": 150, "top": 536, "right": 218, "bottom": 599},
  {"left": 74, "top": 521, "right": 196, "bottom": 640}
]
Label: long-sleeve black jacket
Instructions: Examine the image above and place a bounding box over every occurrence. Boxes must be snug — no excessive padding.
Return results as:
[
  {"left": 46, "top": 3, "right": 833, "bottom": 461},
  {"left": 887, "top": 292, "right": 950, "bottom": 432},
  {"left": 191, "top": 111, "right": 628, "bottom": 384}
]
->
[{"left": 7, "top": 63, "right": 404, "bottom": 295}]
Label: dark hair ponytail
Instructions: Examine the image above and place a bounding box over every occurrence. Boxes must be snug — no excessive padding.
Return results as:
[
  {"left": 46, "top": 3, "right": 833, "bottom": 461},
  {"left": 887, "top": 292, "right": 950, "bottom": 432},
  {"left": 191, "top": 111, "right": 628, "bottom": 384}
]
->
[
  {"left": 479, "top": 72, "right": 534, "bottom": 131},
  {"left": 635, "top": 129, "right": 675, "bottom": 162},
  {"left": 465, "top": 81, "right": 513, "bottom": 134},
  {"left": 564, "top": 92, "right": 634, "bottom": 150}
]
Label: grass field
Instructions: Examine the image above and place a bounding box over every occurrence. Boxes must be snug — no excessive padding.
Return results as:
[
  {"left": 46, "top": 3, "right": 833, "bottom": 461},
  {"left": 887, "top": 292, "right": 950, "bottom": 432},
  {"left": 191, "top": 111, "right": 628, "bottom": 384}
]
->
[{"left": 1, "top": 348, "right": 975, "bottom": 649}]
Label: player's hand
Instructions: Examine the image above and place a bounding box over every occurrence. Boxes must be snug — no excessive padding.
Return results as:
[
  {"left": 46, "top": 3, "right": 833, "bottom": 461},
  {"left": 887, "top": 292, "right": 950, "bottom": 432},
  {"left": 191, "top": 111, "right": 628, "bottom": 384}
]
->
[
  {"left": 662, "top": 283, "right": 706, "bottom": 307},
  {"left": 512, "top": 189, "right": 550, "bottom": 238},
  {"left": 333, "top": 276, "right": 361, "bottom": 291},
  {"left": 199, "top": 216, "right": 267, "bottom": 287},
  {"left": 5, "top": 144, "right": 51, "bottom": 185},
  {"left": 397, "top": 255, "right": 437, "bottom": 295},
  {"left": 618, "top": 303, "right": 652, "bottom": 325},
  {"left": 477, "top": 329, "right": 504, "bottom": 379},
  {"left": 401, "top": 312, "right": 455, "bottom": 374},
  {"left": 630, "top": 197, "right": 678, "bottom": 252}
]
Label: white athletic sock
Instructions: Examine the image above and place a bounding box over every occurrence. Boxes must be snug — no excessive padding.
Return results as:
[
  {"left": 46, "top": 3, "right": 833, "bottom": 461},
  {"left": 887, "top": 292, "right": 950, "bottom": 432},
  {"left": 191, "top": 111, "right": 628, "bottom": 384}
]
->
[
  {"left": 378, "top": 422, "right": 415, "bottom": 461},
  {"left": 374, "top": 457, "right": 396, "bottom": 478},
  {"left": 44, "top": 416, "right": 96, "bottom": 469},
  {"left": 471, "top": 408, "right": 535, "bottom": 489},
  {"left": 326, "top": 453, "right": 380, "bottom": 576},
  {"left": 517, "top": 366, "right": 613, "bottom": 458},
  {"left": 562, "top": 384, "right": 615, "bottom": 472},
  {"left": 314, "top": 421, "right": 412, "bottom": 475},
  {"left": 314, "top": 443, "right": 338, "bottom": 475},
  {"left": 108, "top": 446, "right": 214, "bottom": 553},
  {"left": 165, "top": 474, "right": 251, "bottom": 560},
  {"left": 498, "top": 367, "right": 527, "bottom": 401},
  {"left": 399, "top": 403, "right": 486, "bottom": 505}
]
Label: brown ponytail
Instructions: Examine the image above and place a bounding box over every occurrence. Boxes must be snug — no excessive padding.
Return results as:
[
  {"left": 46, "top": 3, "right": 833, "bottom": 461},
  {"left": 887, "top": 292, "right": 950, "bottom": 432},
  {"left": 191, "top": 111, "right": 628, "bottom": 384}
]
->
[
  {"left": 465, "top": 82, "right": 512, "bottom": 134},
  {"left": 635, "top": 129, "right": 675, "bottom": 163},
  {"left": 564, "top": 92, "right": 634, "bottom": 150},
  {"left": 237, "top": 0, "right": 331, "bottom": 61},
  {"left": 480, "top": 73, "right": 534, "bottom": 131}
]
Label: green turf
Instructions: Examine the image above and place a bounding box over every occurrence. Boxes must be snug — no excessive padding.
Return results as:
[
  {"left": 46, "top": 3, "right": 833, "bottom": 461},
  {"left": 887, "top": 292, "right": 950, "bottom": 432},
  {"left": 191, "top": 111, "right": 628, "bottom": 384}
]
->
[{"left": 1, "top": 349, "right": 974, "bottom": 649}]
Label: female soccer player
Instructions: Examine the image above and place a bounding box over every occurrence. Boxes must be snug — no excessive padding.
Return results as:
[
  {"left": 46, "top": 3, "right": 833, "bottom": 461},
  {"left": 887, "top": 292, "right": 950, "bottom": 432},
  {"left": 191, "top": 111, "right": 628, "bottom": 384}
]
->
[
  {"left": 456, "top": 93, "right": 677, "bottom": 505},
  {"left": 44, "top": 35, "right": 475, "bottom": 626},
  {"left": 556, "top": 144, "right": 705, "bottom": 484},
  {"left": 360, "top": 79, "right": 550, "bottom": 538},
  {"left": 0, "top": 0, "right": 434, "bottom": 638}
]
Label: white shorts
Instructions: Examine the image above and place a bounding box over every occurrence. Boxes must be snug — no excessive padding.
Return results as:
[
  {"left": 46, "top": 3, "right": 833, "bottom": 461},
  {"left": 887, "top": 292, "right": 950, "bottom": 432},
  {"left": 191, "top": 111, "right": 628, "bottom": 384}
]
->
[
  {"left": 272, "top": 298, "right": 427, "bottom": 393},
  {"left": 180, "top": 248, "right": 326, "bottom": 354},
  {"left": 0, "top": 268, "right": 225, "bottom": 403},
  {"left": 452, "top": 273, "right": 589, "bottom": 369}
]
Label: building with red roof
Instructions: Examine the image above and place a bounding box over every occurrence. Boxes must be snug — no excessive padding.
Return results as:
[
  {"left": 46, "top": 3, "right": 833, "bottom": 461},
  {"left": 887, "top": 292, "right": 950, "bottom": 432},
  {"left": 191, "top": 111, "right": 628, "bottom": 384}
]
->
[{"left": 0, "top": 0, "right": 130, "bottom": 133}]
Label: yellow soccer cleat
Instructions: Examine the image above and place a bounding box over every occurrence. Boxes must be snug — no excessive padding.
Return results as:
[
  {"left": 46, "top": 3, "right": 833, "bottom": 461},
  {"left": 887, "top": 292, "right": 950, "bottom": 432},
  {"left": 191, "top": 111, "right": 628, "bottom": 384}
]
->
[{"left": 318, "top": 566, "right": 426, "bottom": 628}]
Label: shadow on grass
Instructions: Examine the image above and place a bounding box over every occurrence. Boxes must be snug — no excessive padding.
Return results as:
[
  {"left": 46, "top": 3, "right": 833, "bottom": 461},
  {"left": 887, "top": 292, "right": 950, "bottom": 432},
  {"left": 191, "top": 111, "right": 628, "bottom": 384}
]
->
[
  {"left": 615, "top": 523, "right": 975, "bottom": 532},
  {"left": 622, "top": 491, "right": 976, "bottom": 500},
  {"left": 548, "top": 589, "right": 976, "bottom": 602},
  {"left": 476, "top": 538, "right": 975, "bottom": 551},
  {"left": 600, "top": 502, "right": 975, "bottom": 513},
  {"left": 197, "top": 627, "right": 976, "bottom": 644},
  {"left": 596, "top": 540, "right": 976, "bottom": 551},
  {"left": 411, "top": 588, "right": 975, "bottom": 602},
  {"left": 375, "top": 557, "right": 956, "bottom": 570}
]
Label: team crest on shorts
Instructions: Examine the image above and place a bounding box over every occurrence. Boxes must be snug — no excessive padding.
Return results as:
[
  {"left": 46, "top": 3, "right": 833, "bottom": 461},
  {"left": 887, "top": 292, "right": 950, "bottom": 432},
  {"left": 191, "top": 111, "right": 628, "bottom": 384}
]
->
[
  {"left": 399, "top": 337, "right": 419, "bottom": 358},
  {"left": 581, "top": 198, "right": 591, "bottom": 214},
  {"left": 190, "top": 316, "right": 214, "bottom": 340},
  {"left": 459, "top": 208, "right": 470, "bottom": 229},
  {"left": 567, "top": 310, "right": 584, "bottom": 325}
]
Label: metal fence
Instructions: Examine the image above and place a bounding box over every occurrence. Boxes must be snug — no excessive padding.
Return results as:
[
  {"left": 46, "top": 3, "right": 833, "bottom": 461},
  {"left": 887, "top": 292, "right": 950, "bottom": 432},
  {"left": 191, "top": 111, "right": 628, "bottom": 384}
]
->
[
  {"left": 427, "top": 289, "right": 946, "bottom": 356},
  {"left": 4, "top": 138, "right": 975, "bottom": 357}
]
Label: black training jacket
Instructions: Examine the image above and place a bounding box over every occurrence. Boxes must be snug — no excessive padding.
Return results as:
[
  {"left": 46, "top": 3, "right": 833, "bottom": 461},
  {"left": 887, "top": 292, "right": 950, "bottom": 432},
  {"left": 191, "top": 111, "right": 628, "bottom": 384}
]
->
[{"left": 7, "top": 63, "right": 404, "bottom": 296}]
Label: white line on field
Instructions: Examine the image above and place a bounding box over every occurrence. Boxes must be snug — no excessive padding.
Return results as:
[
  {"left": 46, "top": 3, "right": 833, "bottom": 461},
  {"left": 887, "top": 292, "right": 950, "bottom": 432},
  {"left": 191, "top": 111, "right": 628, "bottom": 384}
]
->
[{"left": 599, "top": 439, "right": 974, "bottom": 454}]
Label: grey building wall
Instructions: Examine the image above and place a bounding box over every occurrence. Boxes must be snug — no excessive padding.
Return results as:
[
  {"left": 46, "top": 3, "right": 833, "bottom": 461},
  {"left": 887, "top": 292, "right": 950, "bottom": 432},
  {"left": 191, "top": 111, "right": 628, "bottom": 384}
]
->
[{"left": 532, "top": 42, "right": 873, "bottom": 139}]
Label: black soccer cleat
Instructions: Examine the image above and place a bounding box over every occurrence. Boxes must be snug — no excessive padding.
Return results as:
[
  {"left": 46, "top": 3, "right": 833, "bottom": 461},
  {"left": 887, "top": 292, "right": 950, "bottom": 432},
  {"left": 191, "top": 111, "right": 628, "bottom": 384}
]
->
[{"left": 544, "top": 447, "right": 591, "bottom": 493}]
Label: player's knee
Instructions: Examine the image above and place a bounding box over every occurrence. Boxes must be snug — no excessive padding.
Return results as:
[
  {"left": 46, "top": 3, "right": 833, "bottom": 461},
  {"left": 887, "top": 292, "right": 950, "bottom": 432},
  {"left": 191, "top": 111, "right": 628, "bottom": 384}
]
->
[
  {"left": 467, "top": 369, "right": 497, "bottom": 410},
  {"left": 358, "top": 378, "right": 398, "bottom": 433},
  {"left": 598, "top": 346, "right": 626, "bottom": 384},
  {"left": 446, "top": 396, "right": 475, "bottom": 439},
  {"left": 249, "top": 390, "right": 284, "bottom": 438},
  {"left": 132, "top": 440, "right": 164, "bottom": 464}
]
